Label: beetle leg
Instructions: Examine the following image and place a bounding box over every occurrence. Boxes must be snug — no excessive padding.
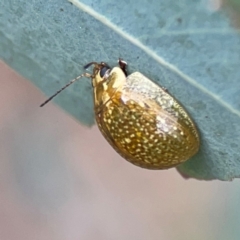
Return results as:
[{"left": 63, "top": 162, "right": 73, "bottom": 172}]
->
[
  {"left": 118, "top": 58, "right": 128, "bottom": 76},
  {"left": 162, "top": 87, "right": 168, "bottom": 92}
]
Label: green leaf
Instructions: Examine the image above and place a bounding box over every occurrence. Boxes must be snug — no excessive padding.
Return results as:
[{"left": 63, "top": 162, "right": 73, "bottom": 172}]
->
[{"left": 1, "top": 0, "right": 240, "bottom": 180}]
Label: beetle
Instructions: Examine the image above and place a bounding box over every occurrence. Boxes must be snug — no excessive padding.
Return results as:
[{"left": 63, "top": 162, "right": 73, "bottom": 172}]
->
[{"left": 40, "top": 59, "right": 200, "bottom": 169}]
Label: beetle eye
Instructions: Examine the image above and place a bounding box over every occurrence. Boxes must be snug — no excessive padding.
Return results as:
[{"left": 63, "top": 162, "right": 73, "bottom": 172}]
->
[{"left": 100, "top": 66, "right": 110, "bottom": 78}]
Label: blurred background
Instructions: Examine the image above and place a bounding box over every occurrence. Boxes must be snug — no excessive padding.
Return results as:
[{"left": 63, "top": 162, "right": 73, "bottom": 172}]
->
[{"left": 1, "top": 60, "right": 240, "bottom": 240}]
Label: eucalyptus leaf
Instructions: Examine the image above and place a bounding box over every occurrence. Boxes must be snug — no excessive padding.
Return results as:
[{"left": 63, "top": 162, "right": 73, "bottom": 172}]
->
[{"left": 0, "top": 0, "right": 240, "bottom": 180}]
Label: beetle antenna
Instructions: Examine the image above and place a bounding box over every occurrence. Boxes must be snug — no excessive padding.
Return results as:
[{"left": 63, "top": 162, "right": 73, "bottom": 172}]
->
[
  {"left": 84, "top": 62, "right": 98, "bottom": 69},
  {"left": 40, "top": 72, "right": 92, "bottom": 107}
]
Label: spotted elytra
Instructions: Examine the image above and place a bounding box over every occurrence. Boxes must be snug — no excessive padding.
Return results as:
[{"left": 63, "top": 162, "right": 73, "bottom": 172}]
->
[{"left": 40, "top": 59, "right": 200, "bottom": 169}]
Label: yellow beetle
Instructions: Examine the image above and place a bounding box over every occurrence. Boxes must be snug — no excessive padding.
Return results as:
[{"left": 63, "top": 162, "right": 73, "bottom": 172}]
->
[{"left": 41, "top": 59, "right": 200, "bottom": 169}]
